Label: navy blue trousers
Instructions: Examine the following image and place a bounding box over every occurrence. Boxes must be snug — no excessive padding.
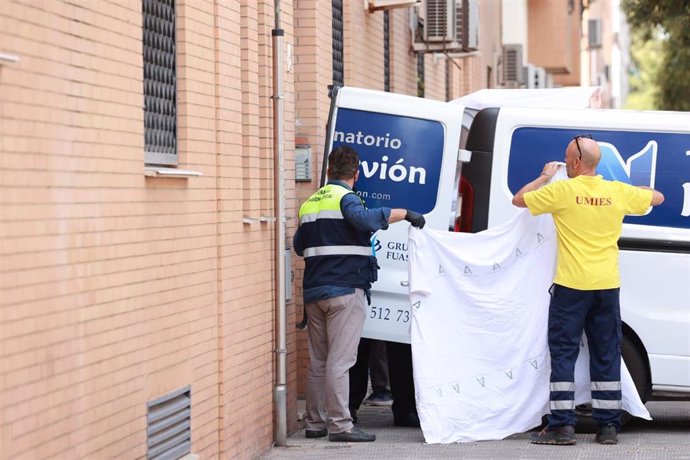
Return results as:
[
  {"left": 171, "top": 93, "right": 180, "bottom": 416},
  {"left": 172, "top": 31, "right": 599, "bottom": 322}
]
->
[{"left": 547, "top": 284, "right": 622, "bottom": 428}]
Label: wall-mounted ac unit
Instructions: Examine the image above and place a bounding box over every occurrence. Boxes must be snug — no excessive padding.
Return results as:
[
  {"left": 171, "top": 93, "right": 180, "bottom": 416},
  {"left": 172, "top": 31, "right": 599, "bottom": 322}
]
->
[
  {"left": 416, "top": 0, "right": 479, "bottom": 52},
  {"left": 502, "top": 44, "right": 523, "bottom": 86},
  {"left": 425, "top": 0, "right": 455, "bottom": 42},
  {"left": 588, "top": 18, "right": 602, "bottom": 49},
  {"left": 367, "top": 0, "right": 420, "bottom": 12}
]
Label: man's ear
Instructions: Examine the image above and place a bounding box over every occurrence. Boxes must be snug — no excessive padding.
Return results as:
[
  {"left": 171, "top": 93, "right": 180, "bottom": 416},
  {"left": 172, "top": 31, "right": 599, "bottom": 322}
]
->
[{"left": 354, "top": 169, "right": 359, "bottom": 182}]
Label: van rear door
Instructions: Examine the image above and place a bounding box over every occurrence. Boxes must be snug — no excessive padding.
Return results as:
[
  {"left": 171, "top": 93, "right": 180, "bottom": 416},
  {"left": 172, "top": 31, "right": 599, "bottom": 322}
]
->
[{"left": 325, "top": 86, "right": 464, "bottom": 343}]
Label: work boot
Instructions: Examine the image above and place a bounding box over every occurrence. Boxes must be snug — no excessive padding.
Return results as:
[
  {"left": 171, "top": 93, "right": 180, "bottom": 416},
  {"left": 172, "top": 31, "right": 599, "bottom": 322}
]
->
[
  {"left": 529, "top": 425, "right": 576, "bottom": 445},
  {"left": 393, "top": 412, "right": 420, "bottom": 428},
  {"left": 595, "top": 424, "right": 618, "bottom": 445}
]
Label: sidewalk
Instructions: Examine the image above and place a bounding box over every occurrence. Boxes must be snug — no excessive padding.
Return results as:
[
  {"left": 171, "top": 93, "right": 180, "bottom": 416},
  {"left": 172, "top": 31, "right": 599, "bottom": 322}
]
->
[{"left": 260, "top": 401, "right": 690, "bottom": 459}]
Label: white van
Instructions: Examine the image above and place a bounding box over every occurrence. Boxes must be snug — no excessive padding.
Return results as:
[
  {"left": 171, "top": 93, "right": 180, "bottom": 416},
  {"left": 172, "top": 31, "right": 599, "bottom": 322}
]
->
[{"left": 323, "top": 86, "right": 690, "bottom": 406}]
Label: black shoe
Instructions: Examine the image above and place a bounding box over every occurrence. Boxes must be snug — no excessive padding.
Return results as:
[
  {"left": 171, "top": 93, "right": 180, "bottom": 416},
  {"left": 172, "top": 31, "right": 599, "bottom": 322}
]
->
[
  {"left": 304, "top": 428, "right": 328, "bottom": 439},
  {"left": 393, "top": 412, "right": 420, "bottom": 428},
  {"left": 363, "top": 390, "right": 394, "bottom": 406},
  {"left": 329, "top": 425, "right": 376, "bottom": 442},
  {"left": 529, "top": 425, "right": 576, "bottom": 445},
  {"left": 595, "top": 424, "right": 618, "bottom": 445}
]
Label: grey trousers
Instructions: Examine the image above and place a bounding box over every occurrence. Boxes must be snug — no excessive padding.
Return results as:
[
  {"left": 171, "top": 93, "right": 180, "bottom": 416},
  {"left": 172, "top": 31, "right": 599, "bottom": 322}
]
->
[{"left": 305, "top": 289, "right": 366, "bottom": 434}]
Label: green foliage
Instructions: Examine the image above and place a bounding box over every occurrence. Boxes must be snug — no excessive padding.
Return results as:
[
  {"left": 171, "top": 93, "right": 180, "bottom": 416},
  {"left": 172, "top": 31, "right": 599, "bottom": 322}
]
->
[
  {"left": 625, "top": 29, "right": 661, "bottom": 109},
  {"left": 621, "top": 0, "right": 690, "bottom": 110}
]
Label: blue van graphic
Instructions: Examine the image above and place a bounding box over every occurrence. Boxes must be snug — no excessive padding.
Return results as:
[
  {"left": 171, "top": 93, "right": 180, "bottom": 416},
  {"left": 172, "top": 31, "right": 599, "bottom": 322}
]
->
[
  {"left": 332, "top": 108, "right": 444, "bottom": 214},
  {"left": 598, "top": 140, "right": 657, "bottom": 188},
  {"left": 507, "top": 128, "right": 690, "bottom": 229}
]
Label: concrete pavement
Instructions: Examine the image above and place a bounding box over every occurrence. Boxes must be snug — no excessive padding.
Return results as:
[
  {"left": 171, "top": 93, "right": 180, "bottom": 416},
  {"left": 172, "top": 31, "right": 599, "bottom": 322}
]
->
[{"left": 260, "top": 401, "right": 690, "bottom": 459}]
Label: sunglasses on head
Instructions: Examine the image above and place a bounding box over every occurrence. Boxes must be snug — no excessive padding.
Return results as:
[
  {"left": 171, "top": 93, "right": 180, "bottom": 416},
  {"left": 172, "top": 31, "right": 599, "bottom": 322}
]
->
[{"left": 573, "top": 133, "right": 593, "bottom": 160}]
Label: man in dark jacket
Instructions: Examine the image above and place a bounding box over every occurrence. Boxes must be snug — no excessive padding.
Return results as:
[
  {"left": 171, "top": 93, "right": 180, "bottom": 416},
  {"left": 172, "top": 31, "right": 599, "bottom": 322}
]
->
[{"left": 294, "top": 145, "right": 425, "bottom": 442}]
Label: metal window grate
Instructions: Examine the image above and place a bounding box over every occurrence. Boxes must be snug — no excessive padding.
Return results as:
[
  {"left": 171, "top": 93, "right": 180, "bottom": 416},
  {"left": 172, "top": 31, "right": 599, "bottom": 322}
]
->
[
  {"left": 332, "top": 0, "right": 344, "bottom": 86},
  {"left": 143, "top": 0, "right": 177, "bottom": 165},
  {"left": 384, "top": 10, "right": 390, "bottom": 92},
  {"left": 416, "top": 52, "right": 424, "bottom": 97},
  {"left": 147, "top": 386, "right": 191, "bottom": 460}
]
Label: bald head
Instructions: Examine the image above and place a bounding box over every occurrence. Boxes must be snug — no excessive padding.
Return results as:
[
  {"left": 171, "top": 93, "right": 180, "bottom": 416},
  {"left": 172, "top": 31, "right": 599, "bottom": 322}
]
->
[
  {"left": 570, "top": 136, "right": 601, "bottom": 168},
  {"left": 564, "top": 135, "right": 600, "bottom": 178}
]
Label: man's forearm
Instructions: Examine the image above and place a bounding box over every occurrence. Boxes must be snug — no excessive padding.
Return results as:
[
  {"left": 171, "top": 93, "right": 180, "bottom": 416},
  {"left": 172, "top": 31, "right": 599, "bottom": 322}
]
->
[{"left": 512, "top": 174, "right": 550, "bottom": 208}]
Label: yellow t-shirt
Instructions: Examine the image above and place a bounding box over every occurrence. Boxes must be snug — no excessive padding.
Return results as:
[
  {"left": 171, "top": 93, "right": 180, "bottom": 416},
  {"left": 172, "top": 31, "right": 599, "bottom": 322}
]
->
[{"left": 524, "top": 175, "right": 652, "bottom": 290}]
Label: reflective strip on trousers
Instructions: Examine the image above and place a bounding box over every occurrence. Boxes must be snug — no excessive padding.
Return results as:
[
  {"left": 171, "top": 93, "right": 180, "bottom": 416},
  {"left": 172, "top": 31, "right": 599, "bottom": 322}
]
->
[
  {"left": 303, "top": 246, "right": 371, "bottom": 257},
  {"left": 592, "top": 399, "right": 622, "bottom": 410},
  {"left": 550, "top": 382, "right": 575, "bottom": 392},
  {"left": 591, "top": 381, "right": 621, "bottom": 391},
  {"left": 299, "top": 209, "right": 344, "bottom": 224},
  {"left": 550, "top": 400, "right": 575, "bottom": 411}
]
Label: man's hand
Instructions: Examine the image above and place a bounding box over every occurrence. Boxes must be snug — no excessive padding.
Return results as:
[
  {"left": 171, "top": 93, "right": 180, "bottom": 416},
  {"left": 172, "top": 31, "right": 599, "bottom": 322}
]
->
[
  {"left": 540, "top": 161, "right": 560, "bottom": 180},
  {"left": 405, "top": 210, "right": 426, "bottom": 229}
]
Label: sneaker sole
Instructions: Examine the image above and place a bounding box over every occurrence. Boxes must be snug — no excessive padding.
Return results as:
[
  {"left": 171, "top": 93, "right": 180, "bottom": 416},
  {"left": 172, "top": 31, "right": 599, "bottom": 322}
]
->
[
  {"left": 596, "top": 439, "right": 618, "bottom": 445},
  {"left": 363, "top": 400, "right": 393, "bottom": 406},
  {"left": 530, "top": 439, "right": 577, "bottom": 446}
]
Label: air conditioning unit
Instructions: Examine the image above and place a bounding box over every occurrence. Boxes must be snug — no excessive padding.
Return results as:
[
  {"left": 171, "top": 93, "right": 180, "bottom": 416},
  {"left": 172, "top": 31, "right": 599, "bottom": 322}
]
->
[
  {"left": 502, "top": 44, "right": 523, "bottom": 86},
  {"left": 457, "top": 0, "right": 479, "bottom": 51},
  {"left": 418, "top": 0, "right": 478, "bottom": 51},
  {"left": 588, "top": 18, "right": 602, "bottom": 49},
  {"left": 367, "top": 0, "right": 420, "bottom": 12},
  {"left": 425, "top": 0, "right": 455, "bottom": 42},
  {"left": 522, "top": 64, "right": 547, "bottom": 88}
]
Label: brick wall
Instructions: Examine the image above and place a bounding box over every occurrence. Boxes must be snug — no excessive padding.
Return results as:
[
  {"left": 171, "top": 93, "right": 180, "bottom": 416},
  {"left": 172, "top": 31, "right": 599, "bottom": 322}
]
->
[{"left": 0, "top": 0, "right": 296, "bottom": 459}]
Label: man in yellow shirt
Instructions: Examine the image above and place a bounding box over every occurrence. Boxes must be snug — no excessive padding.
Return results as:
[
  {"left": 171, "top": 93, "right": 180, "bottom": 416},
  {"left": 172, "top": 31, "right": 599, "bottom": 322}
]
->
[{"left": 512, "top": 134, "right": 664, "bottom": 445}]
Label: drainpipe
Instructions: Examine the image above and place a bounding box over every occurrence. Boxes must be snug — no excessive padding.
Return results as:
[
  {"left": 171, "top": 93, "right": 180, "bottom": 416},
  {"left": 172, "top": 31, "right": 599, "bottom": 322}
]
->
[{"left": 272, "top": 0, "right": 288, "bottom": 448}]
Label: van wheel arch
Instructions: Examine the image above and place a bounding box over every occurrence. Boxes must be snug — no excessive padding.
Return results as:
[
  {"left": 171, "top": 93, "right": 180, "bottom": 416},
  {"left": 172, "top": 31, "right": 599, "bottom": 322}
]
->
[{"left": 621, "top": 322, "right": 652, "bottom": 402}]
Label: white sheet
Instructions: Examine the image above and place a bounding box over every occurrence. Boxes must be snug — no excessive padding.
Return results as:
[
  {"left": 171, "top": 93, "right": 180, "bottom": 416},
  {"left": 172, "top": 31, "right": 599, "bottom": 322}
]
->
[{"left": 408, "top": 210, "right": 651, "bottom": 444}]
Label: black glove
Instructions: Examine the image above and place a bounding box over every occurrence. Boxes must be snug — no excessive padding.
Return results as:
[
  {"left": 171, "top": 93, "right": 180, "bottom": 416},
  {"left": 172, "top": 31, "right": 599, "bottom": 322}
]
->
[{"left": 405, "top": 210, "right": 426, "bottom": 229}]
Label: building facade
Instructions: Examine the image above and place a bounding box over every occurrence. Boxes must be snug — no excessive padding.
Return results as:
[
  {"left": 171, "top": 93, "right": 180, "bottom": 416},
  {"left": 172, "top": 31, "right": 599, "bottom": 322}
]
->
[{"left": 1, "top": 0, "right": 612, "bottom": 458}]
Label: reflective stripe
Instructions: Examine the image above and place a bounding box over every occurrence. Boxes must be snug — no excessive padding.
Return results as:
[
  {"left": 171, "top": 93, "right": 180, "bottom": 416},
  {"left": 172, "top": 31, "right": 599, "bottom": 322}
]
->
[
  {"left": 299, "top": 209, "right": 344, "bottom": 224},
  {"left": 550, "top": 400, "right": 575, "bottom": 410},
  {"left": 591, "top": 381, "right": 621, "bottom": 391},
  {"left": 550, "top": 382, "right": 575, "bottom": 392},
  {"left": 303, "top": 246, "right": 371, "bottom": 257},
  {"left": 592, "top": 399, "right": 622, "bottom": 410}
]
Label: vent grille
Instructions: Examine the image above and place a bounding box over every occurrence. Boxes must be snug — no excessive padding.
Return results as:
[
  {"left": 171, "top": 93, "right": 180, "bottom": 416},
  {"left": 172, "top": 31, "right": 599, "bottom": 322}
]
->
[
  {"left": 502, "top": 44, "right": 523, "bottom": 85},
  {"left": 147, "top": 386, "right": 191, "bottom": 460},
  {"left": 332, "top": 0, "right": 344, "bottom": 86},
  {"left": 384, "top": 10, "right": 390, "bottom": 92},
  {"left": 295, "top": 146, "right": 312, "bottom": 182},
  {"left": 143, "top": 0, "right": 177, "bottom": 165},
  {"left": 588, "top": 18, "right": 602, "bottom": 49},
  {"left": 425, "top": 0, "right": 453, "bottom": 42}
]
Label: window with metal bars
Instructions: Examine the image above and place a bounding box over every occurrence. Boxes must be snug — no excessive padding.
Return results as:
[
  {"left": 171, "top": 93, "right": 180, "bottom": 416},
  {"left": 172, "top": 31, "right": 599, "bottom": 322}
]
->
[
  {"left": 143, "top": 0, "right": 177, "bottom": 165},
  {"left": 332, "top": 0, "right": 344, "bottom": 86},
  {"left": 384, "top": 11, "right": 390, "bottom": 92},
  {"left": 416, "top": 53, "right": 424, "bottom": 97}
]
